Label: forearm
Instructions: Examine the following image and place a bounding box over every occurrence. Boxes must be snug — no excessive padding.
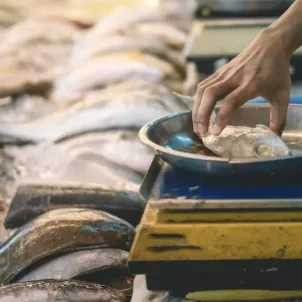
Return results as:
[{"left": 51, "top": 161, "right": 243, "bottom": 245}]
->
[{"left": 266, "top": 0, "right": 302, "bottom": 55}]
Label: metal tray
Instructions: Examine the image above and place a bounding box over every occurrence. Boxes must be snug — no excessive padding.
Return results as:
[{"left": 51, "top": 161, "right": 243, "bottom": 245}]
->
[{"left": 139, "top": 104, "right": 302, "bottom": 176}]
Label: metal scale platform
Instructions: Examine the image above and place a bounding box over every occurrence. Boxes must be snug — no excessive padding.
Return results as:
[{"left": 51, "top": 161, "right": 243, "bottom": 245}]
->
[{"left": 128, "top": 155, "right": 302, "bottom": 300}]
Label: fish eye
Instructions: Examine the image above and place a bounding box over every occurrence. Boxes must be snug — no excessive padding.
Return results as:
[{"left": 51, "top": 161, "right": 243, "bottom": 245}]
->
[{"left": 254, "top": 144, "right": 272, "bottom": 157}]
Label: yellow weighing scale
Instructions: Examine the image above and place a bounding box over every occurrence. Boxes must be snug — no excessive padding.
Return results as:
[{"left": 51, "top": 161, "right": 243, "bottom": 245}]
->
[{"left": 128, "top": 156, "right": 302, "bottom": 301}]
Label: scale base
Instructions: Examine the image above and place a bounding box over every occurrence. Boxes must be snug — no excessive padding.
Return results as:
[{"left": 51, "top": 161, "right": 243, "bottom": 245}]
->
[{"left": 129, "top": 202, "right": 302, "bottom": 298}]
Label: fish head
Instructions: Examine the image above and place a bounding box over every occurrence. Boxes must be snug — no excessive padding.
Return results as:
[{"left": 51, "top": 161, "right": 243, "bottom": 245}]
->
[{"left": 251, "top": 125, "right": 291, "bottom": 158}]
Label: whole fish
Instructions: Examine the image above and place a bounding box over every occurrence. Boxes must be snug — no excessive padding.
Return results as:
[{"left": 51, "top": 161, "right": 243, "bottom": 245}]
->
[
  {"left": 0, "top": 280, "right": 125, "bottom": 302},
  {"left": 0, "top": 208, "right": 135, "bottom": 283},
  {"left": 51, "top": 52, "right": 182, "bottom": 103},
  {"left": 62, "top": 151, "right": 143, "bottom": 185},
  {"left": 0, "top": 85, "right": 188, "bottom": 143},
  {"left": 130, "top": 22, "right": 186, "bottom": 48},
  {"left": 58, "top": 130, "right": 154, "bottom": 174},
  {"left": 16, "top": 248, "right": 128, "bottom": 282},
  {"left": 0, "top": 17, "right": 80, "bottom": 97},
  {"left": 74, "top": 4, "right": 191, "bottom": 51},
  {"left": 203, "top": 124, "right": 291, "bottom": 159},
  {"left": 4, "top": 180, "right": 145, "bottom": 229},
  {"left": 70, "top": 32, "right": 186, "bottom": 73},
  {"left": 78, "top": 267, "right": 134, "bottom": 298}
]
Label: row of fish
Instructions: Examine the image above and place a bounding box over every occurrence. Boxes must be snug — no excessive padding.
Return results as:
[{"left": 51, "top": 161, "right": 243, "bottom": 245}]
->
[{"left": 0, "top": 2, "right": 197, "bottom": 302}]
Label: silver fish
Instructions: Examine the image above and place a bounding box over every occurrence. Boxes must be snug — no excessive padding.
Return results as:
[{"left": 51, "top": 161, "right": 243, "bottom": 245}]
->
[
  {"left": 0, "top": 84, "right": 188, "bottom": 143},
  {"left": 0, "top": 208, "right": 135, "bottom": 283},
  {"left": 202, "top": 124, "right": 291, "bottom": 159},
  {"left": 58, "top": 130, "right": 154, "bottom": 174},
  {"left": 8, "top": 142, "right": 143, "bottom": 189},
  {"left": 0, "top": 17, "right": 80, "bottom": 97},
  {"left": 51, "top": 52, "right": 182, "bottom": 103},
  {"left": 0, "top": 280, "right": 125, "bottom": 302},
  {"left": 16, "top": 248, "right": 128, "bottom": 282}
]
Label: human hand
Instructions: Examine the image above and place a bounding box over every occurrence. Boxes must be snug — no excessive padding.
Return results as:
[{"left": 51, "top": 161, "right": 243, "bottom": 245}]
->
[{"left": 192, "top": 28, "right": 291, "bottom": 137}]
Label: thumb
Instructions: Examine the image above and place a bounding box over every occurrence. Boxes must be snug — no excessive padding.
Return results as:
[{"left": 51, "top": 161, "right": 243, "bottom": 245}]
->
[{"left": 269, "top": 91, "right": 289, "bottom": 136}]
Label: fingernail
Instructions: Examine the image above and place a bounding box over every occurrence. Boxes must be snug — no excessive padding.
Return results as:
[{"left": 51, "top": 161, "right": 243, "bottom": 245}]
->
[
  {"left": 198, "top": 123, "right": 206, "bottom": 135},
  {"left": 193, "top": 123, "right": 198, "bottom": 133},
  {"left": 210, "top": 124, "right": 221, "bottom": 136}
]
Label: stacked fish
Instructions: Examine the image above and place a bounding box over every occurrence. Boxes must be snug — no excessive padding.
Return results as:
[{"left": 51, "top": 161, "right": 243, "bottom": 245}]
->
[{"left": 0, "top": 1, "right": 198, "bottom": 301}]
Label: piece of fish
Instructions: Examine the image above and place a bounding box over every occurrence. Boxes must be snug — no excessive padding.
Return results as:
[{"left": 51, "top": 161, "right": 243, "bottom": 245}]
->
[
  {"left": 0, "top": 17, "right": 81, "bottom": 97},
  {"left": 74, "top": 4, "right": 192, "bottom": 51},
  {"left": 131, "top": 275, "right": 195, "bottom": 302},
  {"left": 0, "top": 84, "right": 188, "bottom": 143},
  {"left": 51, "top": 52, "right": 182, "bottom": 103},
  {"left": 0, "top": 208, "right": 135, "bottom": 283},
  {"left": 203, "top": 124, "right": 291, "bottom": 159},
  {"left": 0, "top": 280, "right": 125, "bottom": 302},
  {"left": 16, "top": 248, "right": 128, "bottom": 282},
  {"left": 0, "top": 95, "right": 57, "bottom": 123},
  {"left": 4, "top": 142, "right": 142, "bottom": 199},
  {"left": 4, "top": 180, "right": 145, "bottom": 229},
  {"left": 78, "top": 267, "right": 134, "bottom": 298},
  {"left": 130, "top": 22, "right": 186, "bottom": 48},
  {"left": 70, "top": 32, "right": 186, "bottom": 73},
  {"left": 58, "top": 130, "right": 154, "bottom": 174}
]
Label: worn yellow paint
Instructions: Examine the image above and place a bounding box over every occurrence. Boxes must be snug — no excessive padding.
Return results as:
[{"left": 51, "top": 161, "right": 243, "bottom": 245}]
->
[
  {"left": 129, "top": 204, "right": 302, "bottom": 262},
  {"left": 157, "top": 210, "right": 302, "bottom": 223},
  {"left": 186, "top": 289, "right": 302, "bottom": 301}
]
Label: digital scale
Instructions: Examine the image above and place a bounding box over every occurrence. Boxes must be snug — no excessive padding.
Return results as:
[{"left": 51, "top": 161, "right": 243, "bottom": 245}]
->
[{"left": 128, "top": 155, "right": 302, "bottom": 300}]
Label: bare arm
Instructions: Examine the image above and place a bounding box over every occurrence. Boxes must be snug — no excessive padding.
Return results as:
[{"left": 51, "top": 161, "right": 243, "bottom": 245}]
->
[{"left": 193, "top": 0, "right": 302, "bottom": 137}]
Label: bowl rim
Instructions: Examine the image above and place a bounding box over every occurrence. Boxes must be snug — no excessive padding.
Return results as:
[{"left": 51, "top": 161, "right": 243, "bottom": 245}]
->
[{"left": 139, "top": 104, "right": 302, "bottom": 164}]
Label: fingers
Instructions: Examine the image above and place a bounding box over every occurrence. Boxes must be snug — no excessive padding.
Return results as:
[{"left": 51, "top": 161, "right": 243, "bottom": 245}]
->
[
  {"left": 194, "top": 80, "right": 235, "bottom": 136},
  {"left": 211, "top": 87, "right": 249, "bottom": 135},
  {"left": 192, "top": 75, "right": 218, "bottom": 133},
  {"left": 269, "top": 90, "right": 289, "bottom": 135}
]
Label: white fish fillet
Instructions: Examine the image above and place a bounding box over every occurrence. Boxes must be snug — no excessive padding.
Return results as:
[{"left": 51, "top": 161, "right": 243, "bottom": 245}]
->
[
  {"left": 52, "top": 52, "right": 182, "bottom": 103},
  {"left": 202, "top": 124, "right": 291, "bottom": 159}
]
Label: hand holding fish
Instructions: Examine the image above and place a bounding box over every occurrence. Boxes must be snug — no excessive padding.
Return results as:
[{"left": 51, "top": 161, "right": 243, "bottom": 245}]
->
[{"left": 193, "top": 0, "right": 302, "bottom": 137}]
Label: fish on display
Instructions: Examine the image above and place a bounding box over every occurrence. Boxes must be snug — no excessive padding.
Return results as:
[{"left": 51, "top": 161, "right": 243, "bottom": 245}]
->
[
  {"left": 130, "top": 22, "right": 186, "bottom": 48},
  {"left": 51, "top": 52, "right": 182, "bottom": 103},
  {"left": 15, "top": 248, "right": 128, "bottom": 282},
  {"left": 0, "top": 17, "right": 81, "bottom": 97},
  {"left": 202, "top": 124, "right": 291, "bottom": 159},
  {"left": 0, "top": 83, "right": 188, "bottom": 143},
  {"left": 0, "top": 208, "right": 135, "bottom": 283},
  {"left": 73, "top": 3, "right": 192, "bottom": 51},
  {"left": 58, "top": 130, "right": 154, "bottom": 174},
  {"left": 0, "top": 95, "right": 57, "bottom": 123},
  {"left": 70, "top": 32, "right": 186, "bottom": 73},
  {"left": 0, "top": 280, "right": 125, "bottom": 302},
  {"left": 4, "top": 180, "right": 145, "bottom": 229}
]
